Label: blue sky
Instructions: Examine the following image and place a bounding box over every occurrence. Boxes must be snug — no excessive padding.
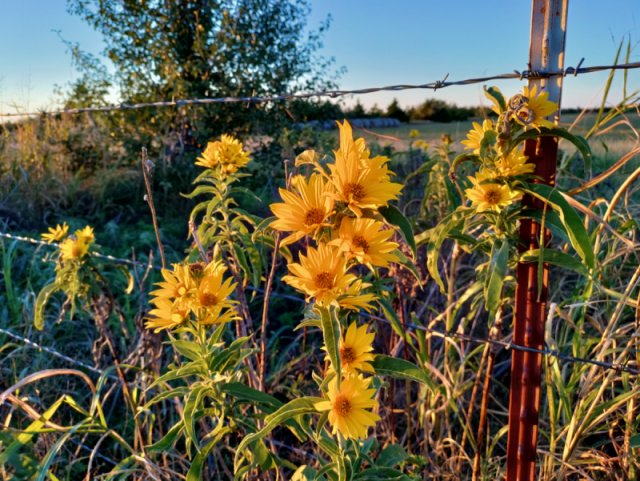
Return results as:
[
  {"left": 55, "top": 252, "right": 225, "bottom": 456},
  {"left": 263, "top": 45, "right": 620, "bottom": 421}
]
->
[{"left": 1, "top": 0, "right": 639, "bottom": 113}]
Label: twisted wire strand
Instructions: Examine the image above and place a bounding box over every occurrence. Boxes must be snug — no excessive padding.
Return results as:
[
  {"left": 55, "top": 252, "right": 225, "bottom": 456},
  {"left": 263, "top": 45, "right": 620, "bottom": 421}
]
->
[
  {"left": 2, "top": 230, "right": 638, "bottom": 375},
  {"left": 1, "top": 60, "right": 639, "bottom": 118}
]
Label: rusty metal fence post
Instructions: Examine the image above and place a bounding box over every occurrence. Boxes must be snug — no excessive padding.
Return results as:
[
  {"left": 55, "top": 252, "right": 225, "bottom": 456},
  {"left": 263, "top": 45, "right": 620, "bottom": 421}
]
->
[{"left": 506, "top": 1, "right": 569, "bottom": 480}]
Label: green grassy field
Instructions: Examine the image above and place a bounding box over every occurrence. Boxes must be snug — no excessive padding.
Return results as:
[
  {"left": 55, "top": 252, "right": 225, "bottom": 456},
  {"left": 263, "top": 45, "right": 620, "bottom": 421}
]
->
[{"left": 357, "top": 112, "right": 640, "bottom": 174}]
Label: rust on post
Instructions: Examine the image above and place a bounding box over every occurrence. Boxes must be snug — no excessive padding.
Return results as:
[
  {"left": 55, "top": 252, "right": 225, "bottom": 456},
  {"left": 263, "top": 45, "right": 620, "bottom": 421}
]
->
[{"left": 506, "top": 1, "right": 568, "bottom": 480}]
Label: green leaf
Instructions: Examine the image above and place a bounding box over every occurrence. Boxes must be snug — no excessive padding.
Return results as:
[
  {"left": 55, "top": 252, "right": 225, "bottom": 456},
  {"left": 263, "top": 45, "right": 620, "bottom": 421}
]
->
[
  {"left": 392, "top": 249, "right": 421, "bottom": 285},
  {"left": 183, "top": 184, "right": 219, "bottom": 199},
  {"left": 234, "top": 397, "right": 321, "bottom": 474},
  {"left": 513, "top": 127, "right": 592, "bottom": 167},
  {"left": 379, "top": 204, "right": 416, "bottom": 259},
  {"left": 147, "top": 420, "right": 183, "bottom": 452},
  {"left": 372, "top": 355, "right": 437, "bottom": 392},
  {"left": 353, "top": 467, "right": 412, "bottom": 481},
  {"left": 449, "top": 153, "right": 481, "bottom": 178},
  {"left": 220, "top": 382, "right": 283, "bottom": 411},
  {"left": 291, "top": 465, "right": 318, "bottom": 481},
  {"left": 479, "top": 129, "right": 498, "bottom": 158},
  {"left": 520, "top": 248, "right": 590, "bottom": 277},
  {"left": 484, "top": 85, "right": 506, "bottom": 113},
  {"left": 183, "top": 385, "right": 207, "bottom": 449},
  {"left": 375, "top": 444, "right": 409, "bottom": 467},
  {"left": 172, "top": 340, "right": 202, "bottom": 362},
  {"left": 319, "top": 307, "right": 341, "bottom": 377},
  {"left": 186, "top": 424, "right": 231, "bottom": 481},
  {"left": 0, "top": 396, "right": 65, "bottom": 465},
  {"left": 34, "top": 283, "right": 59, "bottom": 331},
  {"left": 485, "top": 239, "right": 509, "bottom": 317},
  {"left": 416, "top": 210, "right": 464, "bottom": 293},
  {"left": 377, "top": 298, "right": 410, "bottom": 346},
  {"left": 523, "top": 183, "right": 595, "bottom": 270}
]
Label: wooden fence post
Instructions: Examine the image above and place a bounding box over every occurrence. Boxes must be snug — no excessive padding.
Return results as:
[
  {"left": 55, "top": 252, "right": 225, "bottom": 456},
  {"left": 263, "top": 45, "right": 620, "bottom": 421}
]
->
[{"left": 506, "top": 1, "right": 569, "bottom": 480}]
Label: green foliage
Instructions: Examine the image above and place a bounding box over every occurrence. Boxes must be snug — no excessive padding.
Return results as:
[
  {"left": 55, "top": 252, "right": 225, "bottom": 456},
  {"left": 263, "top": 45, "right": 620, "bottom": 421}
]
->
[
  {"left": 66, "top": 0, "right": 338, "bottom": 136},
  {"left": 409, "top": 98, "right": 475, "bottom": 123}
]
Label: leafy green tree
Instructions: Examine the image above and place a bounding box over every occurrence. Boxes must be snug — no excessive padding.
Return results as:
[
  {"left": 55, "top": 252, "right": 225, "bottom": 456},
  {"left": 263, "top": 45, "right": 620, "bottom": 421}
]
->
[{"left": 66, "top": 0, "right": 338, "bottom": 136}]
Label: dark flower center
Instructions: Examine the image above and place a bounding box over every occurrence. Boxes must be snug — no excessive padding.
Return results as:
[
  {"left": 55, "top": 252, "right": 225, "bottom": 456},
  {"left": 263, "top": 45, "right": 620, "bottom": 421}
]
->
[
  {"left": 305, "top": 208, "right": 325, "bottom": 226},
  {"left": 484, "top": 189, "right": 502, "bottom": 205},
  {"left": 340, "top": 346, "right": 357, "bottom": 364},
  {"left": 315, "top": 272, "right": 334, "bottom": 289},
  {"left": 344, "top": 182, "right": 365, "bottom": 201},
  {"left": 334, "top": 394, "right": 352, "bottom": 416},
  {"left": 352, "top": 235, "right": 370, "bottom": 253}
]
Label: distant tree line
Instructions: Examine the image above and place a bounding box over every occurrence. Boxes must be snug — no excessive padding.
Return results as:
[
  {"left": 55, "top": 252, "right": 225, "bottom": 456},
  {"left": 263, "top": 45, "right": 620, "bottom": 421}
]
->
[
  {"left": 287, "top": 97, "right": 487, "bottom": 124},
  {"left": 286, "top": 98, "right": 613, "bottom": 124}
]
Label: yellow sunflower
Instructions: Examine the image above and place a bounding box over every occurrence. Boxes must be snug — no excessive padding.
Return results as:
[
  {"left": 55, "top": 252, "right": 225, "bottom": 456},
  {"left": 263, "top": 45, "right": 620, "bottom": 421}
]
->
[
  {"left": 413, "top": 139, "right": 429, "bottom": 151},
  {"left": 328, "top": 322, "right": 375, "bottom": 374},
  {"left": 512, "top": 86, "right": 557, "bottom": 130},
  {"left": 494, "top": 148, "right": 535, "bottom": 178},
  {"left": 41, "top": 223, "right": 69, "bottom": 243},
  {"left": 329, "top": 217, "right": 398, "bottom": 268},
  {"left": 328, "top": 120, "right": 403, "bottom": 216},
  {"left": 193, "top": 261, "right": 239, "bottom": 324},
  {"left": 465, "top": 175, "right": 522, "bottom": 212},
  {"left": 270, "top": 173, "right": 335, "bottom": 246},
  {"left": 195, "top": 134, "right": 250, "bottom": 174},
  {"left": 337, "top": 280, "right": 377, "bottom": 312},
  {"left": 282, "top": 243, "right": 356, "bottom": 307},
  {"left": 145, "top": 297, "right": 190, "bottom": 332},
  {"left": 150, "top": 263, "right": 195, "bottom": 303},
  {"left": 145, "top": 264, "right": 195, "bottom": 331},
  {"left": 315, "top": 375, "right": 380, "bottom": 440},
  {"left": 461, "top": 119, "right": 495, "bottom": 155},
  {"left": 59, "top": 226, "right": 95, "bottom": 261}
]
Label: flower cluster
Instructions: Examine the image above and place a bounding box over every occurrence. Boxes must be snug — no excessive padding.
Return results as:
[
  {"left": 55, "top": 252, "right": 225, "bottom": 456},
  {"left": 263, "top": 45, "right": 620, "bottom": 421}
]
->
[
  {"left": 42, "top": 224, "right": 95, "bottom": 262},
  {"left": 270, "top": 120, "right": 404, "bottom": 439},
  {"left": 195, "top": 134, "right": 251, "bottom": 175},
  {"left": 462, "top": 86, "right": 557, "bottom": 213},
  {"left": 146, "top": 260, "right": 239, "bottom": 332}
]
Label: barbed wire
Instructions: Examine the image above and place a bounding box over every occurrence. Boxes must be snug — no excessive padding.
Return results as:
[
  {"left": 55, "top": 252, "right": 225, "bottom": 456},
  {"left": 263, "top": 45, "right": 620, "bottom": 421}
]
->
[
  {"left": 2, "top": 230, "right": 638, "bottom": 376},
  {"left": 0, "top": 326, "right": 105, "bottom": 375},
  {"left": 0, "top": 231, "right": 150, "bottom": 268},
  {"left": 1, "top": 59, "right": 639, "bottom": 119}
]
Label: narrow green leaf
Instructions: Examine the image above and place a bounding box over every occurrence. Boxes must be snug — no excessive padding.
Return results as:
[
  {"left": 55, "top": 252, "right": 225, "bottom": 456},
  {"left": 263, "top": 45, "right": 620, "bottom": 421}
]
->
[
  {"left": 513, "top": 127, "right": 592, "bottom": 167},
  {"left": 0, "top": 396, "right": 65, "bottom": 465},
  {"left": 377, "top": 298, "right": 409, "bottom": 346},
  {"left": 520, "top": 248, "right": 589, "bottom": 277},
  {"left": 372, "top": 355, "right": 436, "bottom": 392},
  {"left": 147, "top": 421, "right": 183, "bottom": 452},
  {"left": 186, "top": 424, "right": 231, "bottom": 481},
  {"left": 485, "top": 239, "right": 509, "bottom": 317},
  {"left": 417, "top": 210, "right": 464, "bottom": 293},
  {"left": 523, "top": 183, "right": 595, "bottom": 270},
  {"left": 183, "top": 184, "right": 218, "bottom": 199},
  {"left": 319, "top": 307, "right": 341, "bottom": 378},
  {"left": 379, "top": 204, "right": 416, "bottom": 259},
  {"left": 184, "top": 385, "right": 207, "bottom": 449},
  {"left": 234, "top": 397, "right": 321, "bottom": 474},
  {"left": 220, "top": 382, "right": 283, "bottom": 410},
  {"left": 484, "top": 85, "right": 506, "bottom": 113},
  {"left": 34, "top": 283, "right": 59, "bottom": 331}
]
